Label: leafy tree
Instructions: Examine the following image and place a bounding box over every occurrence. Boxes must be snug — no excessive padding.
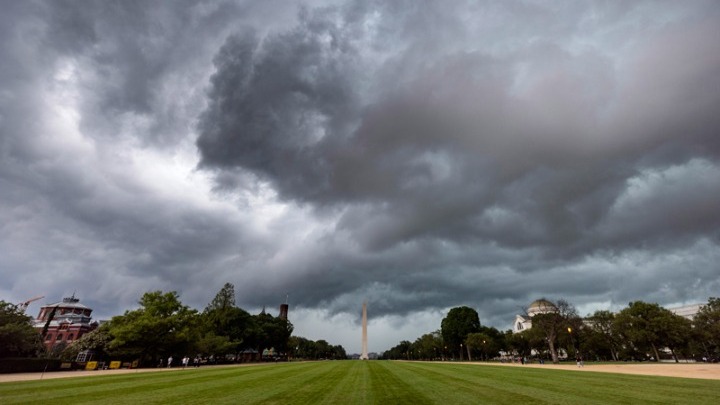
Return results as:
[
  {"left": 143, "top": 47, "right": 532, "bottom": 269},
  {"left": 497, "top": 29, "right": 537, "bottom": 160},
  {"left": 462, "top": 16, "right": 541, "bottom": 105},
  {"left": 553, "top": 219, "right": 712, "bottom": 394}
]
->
[
  {"left": 61, "top": 324, "right": 113, "bottom": 361},
  {"left": 0, "top": 300, "right": 43, "bottom": 358},
  {"left": 465, "top": 332, "right": 493, "bottom": 361},
  {"left": 657, "top": 310, "right": 692, "bottom": 362},
  {"left": 289, "top": 336, "right": 315, "bottom": 359},
  {"left": 383, "top": 340, "right": 413, "bottom": 360},
  {"left": 205, "top": 283, "right": 236, "bottom": 311},
  {"left": 289, "top": 336, "right": 345, "bottom": 360},
  {"left": 693, "top": 297, "right": 720, "bottom": 359},
  {"left": 196, "top": 332, "right": 236, "bottom": 357},
  {"left": 245, "top": 312, "right": 293, "bottom": 355},
  {"left": 441, "top": 306, "right": 480, "bottom": 359},
  {"left": 201, "top": 283, "right": 251, "bottom": 356},
  {"left": 531, "top": 299, "right": 578, "bottom": 364},
  {"left": 613, "top": 301, "right": 689, "bottom": 361},
  {"left": 107, "top": 291, "right": 199, "bottom": 364},
  {"left": 412, "top": 331, "right": 443, "bottom": 360},
  {"left": 331, "top": 344, "right": 347, "bottom": 359},
  {"left": 586, "top": 310, "right": 619, "bottom": 360},
  {"left": 505, "top": 329, "right": 533, "bottom": 358}
]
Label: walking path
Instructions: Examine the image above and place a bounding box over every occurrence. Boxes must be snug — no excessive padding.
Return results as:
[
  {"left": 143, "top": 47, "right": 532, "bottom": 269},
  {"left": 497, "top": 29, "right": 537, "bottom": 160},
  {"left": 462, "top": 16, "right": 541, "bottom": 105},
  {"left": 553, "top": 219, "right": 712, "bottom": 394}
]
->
[
  {"left": 1, "top": 361, "right": 718, "bottom": 383},
  {"left": 463, "top": 361, "right": 720, "bottom": 380},
  {"left": 0, "top": 363, "right": 270, "bottom": 383}
]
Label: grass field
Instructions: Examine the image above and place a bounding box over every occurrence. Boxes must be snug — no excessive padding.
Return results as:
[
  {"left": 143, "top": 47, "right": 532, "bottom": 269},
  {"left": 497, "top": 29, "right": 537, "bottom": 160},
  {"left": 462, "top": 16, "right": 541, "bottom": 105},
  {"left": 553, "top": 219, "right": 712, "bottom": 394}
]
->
[{"left": 1, "top": 361, "right": 718, "bottom": 404}]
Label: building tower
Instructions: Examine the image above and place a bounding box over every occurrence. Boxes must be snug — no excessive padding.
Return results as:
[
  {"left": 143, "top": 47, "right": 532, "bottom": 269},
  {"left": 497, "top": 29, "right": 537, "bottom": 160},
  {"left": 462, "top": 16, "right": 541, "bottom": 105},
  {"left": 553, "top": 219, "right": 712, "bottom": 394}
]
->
[
  {"left": 279, "top": 294, "right": 289, "bottom": 320},
  {"left": 33, "top": 295, "right": 98, "bottom": 351},
  {"left": 360, "top": 301, "right": 369, "bottom": 360}
]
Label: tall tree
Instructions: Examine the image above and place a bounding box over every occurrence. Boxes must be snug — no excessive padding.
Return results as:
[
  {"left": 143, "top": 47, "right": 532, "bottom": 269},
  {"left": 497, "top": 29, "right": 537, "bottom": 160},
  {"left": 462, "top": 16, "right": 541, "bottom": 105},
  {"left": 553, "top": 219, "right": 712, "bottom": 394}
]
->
[
  {"left": 441, "top": 306, "right": 481, "bottom": 358},
  {"left": 205, "top": 283, "right": 236, "bottom": 312},
  {"left": 587, "top": 310, "right": 619, "bottom": 360},
  {"left": 465, "top": 332, "right": 495, "bottom": 361},
  {"left": 61, "top": 324, "right": 113, "bottom": 362},
  {"left": 108, "top": 291, "right": 199, "bottom": 364},
  {"left": 412, "top": 331, "right": 443, "bottom": 360},
  {"left": 613, "top": 301, "right": 684, "bottom": 361},
  {"left": 693, "top": 297, "right": 720, "bottom": 359},
  {"left": 202, "top": 283, "right": 251, "bottom": 355},
  {"left": 531, "top": 299, "right": 578, "bottom": 364},
  {"left": 0, "top": 301, "right": 43, "bottom": 358}
]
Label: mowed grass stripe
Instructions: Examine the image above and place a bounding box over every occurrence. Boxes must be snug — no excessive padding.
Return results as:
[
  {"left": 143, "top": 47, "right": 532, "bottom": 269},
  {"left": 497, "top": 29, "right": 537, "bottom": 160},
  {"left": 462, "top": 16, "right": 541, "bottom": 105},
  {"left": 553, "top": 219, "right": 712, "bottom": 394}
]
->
[
  {"left": 368, "top": 361, "right": 433, "bottom": 404},
  {"left": 392, "top": 362, "right": 544, "bottom": 404},
  {"left": 316, "top": 360, "right": 371, "bottom": 404},
  {"left": 404, "top": 362, "right": 720, "bottom": 405},
  {"left": 1, "top": 364, "right": 315, "bottom": 404},
  {"left": 2, "top": 361, "right": 720, "bottom": 404},
  {"left": 407, "top": 362, "right": 602, "bottom": 404}
]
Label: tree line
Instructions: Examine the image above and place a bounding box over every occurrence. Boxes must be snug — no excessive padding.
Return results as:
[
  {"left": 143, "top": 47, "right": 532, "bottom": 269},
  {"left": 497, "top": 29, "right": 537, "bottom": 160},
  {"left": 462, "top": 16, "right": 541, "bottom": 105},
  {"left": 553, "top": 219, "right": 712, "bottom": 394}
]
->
[
  {"left": 0, "top": 283, "right": 347, "bottom": 365},
  {"left": 383, "top": 297, "right": 720, "bottom": 363}
]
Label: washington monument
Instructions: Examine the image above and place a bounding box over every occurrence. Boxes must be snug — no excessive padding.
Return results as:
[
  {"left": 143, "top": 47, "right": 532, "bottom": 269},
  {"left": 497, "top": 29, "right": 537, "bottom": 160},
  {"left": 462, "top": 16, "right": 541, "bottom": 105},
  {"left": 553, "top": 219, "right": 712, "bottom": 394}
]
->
[{"left": 360, "top": 301, "right": 369, "bottom": 360}]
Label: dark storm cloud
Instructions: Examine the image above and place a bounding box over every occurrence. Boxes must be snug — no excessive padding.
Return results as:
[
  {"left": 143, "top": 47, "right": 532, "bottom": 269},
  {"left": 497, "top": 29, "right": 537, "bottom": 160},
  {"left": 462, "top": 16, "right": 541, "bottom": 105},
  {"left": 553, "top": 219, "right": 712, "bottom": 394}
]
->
[
  {"left": 197, "top": 0, "right": 720, "bottom": 323},
  {"left": 0, "top": 0, "right": 302, "bottom": 316},
  {"left": 2, "top": 1, "right": 720, "bottom": 352}
]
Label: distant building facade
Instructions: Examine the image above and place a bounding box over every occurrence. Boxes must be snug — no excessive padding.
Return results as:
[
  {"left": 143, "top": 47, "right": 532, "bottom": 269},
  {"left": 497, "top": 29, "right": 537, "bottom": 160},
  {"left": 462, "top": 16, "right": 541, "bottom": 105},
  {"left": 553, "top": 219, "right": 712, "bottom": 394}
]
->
[
  {"left": 33, "top": 295, "right": 98, "bottom": 351},
  {"left": 667, "top": 303, "right": 703, "bottom": 320},
  {"left": 513, "top": 299, "right": 558, "bottom": 333},
  {"left": 512, "top": 299, "right": 704, "bottom": 333}
]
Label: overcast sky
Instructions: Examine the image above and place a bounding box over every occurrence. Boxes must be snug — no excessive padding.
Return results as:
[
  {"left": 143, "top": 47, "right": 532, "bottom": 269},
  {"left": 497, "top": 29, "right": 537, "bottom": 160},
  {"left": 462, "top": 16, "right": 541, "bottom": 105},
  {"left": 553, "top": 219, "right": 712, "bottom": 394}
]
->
[{"left": 2, "top": 0, "right": 719, "bottom": 354}]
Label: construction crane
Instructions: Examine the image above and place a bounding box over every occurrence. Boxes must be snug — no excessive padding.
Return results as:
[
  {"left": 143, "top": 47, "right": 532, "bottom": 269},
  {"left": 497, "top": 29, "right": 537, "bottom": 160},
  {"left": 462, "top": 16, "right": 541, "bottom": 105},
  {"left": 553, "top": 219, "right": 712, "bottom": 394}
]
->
[{"left": 16, "top": 295, "right": 44, "bottom": 313}]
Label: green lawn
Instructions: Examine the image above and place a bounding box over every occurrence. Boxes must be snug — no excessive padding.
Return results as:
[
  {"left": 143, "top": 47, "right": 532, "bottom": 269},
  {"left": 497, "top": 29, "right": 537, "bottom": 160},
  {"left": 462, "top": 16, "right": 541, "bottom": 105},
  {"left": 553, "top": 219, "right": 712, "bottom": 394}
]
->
[{"left": 1, "top": 361, "right": 718, "bottom": 404}]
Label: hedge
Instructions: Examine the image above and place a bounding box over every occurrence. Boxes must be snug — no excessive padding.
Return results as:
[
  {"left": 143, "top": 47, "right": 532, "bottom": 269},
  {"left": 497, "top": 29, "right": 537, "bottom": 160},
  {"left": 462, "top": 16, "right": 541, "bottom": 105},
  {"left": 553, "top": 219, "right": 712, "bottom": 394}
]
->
[{"left": 0, "top": 358, "right": 62, "bottom": 374}]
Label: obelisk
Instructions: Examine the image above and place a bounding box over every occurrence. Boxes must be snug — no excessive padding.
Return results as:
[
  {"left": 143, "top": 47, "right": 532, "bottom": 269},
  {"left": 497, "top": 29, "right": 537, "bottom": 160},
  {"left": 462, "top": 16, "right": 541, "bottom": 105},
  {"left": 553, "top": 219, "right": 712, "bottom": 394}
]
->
[{"left": 360, "top": 301, "right": 369, "bottom": 360}]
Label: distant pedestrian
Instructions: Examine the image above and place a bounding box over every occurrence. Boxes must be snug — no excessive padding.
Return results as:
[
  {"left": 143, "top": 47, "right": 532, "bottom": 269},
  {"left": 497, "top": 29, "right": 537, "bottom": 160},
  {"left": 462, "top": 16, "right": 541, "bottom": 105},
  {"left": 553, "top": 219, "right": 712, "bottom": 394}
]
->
[
  {"left": 576, "top": 355, "right": 584, "bottom": 367},
  {"left": 158, "top": 358, "right": 164, "bottom": 368},
  {"left": 193, "top": 356, "right": 200, "bottom": 368},
  {"left": 182, "top": 356, "right": 189, "bottom": 368},
  {"left": 167, "top": 356, "right": 173, "bottom": 368}
]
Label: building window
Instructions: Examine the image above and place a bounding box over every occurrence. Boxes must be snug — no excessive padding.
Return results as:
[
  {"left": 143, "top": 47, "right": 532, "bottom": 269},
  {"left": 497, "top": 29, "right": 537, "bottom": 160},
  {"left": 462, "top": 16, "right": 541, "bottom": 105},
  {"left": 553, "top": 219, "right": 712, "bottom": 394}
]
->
[
  {"left": 67, "top": 333, "right": 75, "bottom": 341},
  {"left": 45, "top": 333, "right": 53, "bottom": 341}
]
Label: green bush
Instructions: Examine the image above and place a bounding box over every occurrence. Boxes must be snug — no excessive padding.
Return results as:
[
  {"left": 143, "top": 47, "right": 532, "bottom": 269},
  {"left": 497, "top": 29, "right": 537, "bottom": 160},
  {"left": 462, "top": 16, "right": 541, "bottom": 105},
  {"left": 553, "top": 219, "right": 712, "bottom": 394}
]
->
[{"left": 0, "top": 358, "right": 62, "bottom": 374}]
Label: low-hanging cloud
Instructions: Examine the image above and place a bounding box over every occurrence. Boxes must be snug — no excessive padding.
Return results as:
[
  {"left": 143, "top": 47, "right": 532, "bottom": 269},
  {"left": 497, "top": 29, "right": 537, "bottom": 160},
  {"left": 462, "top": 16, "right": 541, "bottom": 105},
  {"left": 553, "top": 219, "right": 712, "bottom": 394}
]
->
[{"left": 2, "top": 1, "right": 720, "bottom": 353}]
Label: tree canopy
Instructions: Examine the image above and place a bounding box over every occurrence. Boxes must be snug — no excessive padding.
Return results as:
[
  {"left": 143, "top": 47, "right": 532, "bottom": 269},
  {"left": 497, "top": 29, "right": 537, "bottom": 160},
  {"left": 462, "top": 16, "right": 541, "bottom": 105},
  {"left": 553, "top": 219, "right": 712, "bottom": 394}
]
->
[
  {"left": 693, "top": 297, "right": 720, "bottom": 359},
  {"left": 107, "top": 291, "right": 199, "bottom": 362},
  {"left": 441, "top": 306, "right": 481, "bottom": 358},
  {"left": 0, "top": 301, "right": 43, "bottom": 358}
]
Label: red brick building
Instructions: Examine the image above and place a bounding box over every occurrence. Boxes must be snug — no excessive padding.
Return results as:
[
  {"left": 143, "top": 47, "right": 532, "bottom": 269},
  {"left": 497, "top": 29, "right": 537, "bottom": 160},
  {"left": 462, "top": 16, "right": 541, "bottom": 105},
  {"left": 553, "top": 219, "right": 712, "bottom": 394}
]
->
[{"left": 33, "top": 295, "right": 98, "bottom": 351}]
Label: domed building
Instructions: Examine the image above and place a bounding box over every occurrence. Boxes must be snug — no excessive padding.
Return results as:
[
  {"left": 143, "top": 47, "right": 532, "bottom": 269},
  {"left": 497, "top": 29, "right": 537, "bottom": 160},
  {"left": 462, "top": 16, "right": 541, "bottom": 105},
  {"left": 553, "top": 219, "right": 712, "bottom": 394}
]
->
[
  {"left": 33, "top": 295, "right": 98, "bottom": 351},
  {"left": 513, "top": 299, "right": 557, "bottom": 333}
]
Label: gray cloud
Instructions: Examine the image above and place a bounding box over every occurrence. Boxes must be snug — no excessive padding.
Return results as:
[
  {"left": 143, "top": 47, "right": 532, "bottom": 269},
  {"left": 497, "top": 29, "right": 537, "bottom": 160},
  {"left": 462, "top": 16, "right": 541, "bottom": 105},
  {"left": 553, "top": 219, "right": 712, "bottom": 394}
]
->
[
  {"left": 2, "top": 1, "right": 719, "bottom": 353},
  {"left": 196, "top": 1, "right": 720, "bottom": 316}
]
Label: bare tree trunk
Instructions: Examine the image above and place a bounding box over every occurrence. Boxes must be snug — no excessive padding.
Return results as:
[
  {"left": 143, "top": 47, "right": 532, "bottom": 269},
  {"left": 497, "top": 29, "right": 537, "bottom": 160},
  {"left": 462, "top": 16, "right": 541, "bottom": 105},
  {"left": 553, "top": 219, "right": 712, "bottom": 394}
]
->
[
  {"left": 467, "top": 345, "right": 472, "bottom": 362},
  {"left": 548, "top": 339, "right": 559, "bottom": 364},
  {"left": 651, "top": 343, "right": 661, "bottom": 362}
]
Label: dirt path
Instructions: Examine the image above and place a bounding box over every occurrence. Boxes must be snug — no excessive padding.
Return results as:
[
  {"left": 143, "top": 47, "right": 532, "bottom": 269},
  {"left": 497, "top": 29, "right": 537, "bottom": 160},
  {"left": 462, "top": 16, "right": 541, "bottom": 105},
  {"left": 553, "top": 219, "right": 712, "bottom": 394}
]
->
[
  {"left": 1, "top": 361, "right": 719, "bottom": 383},
  {"left": 0, "top": 363, "right": 271, "bottom": 383},
  {"left": 464, "top": 361, "right": 720, "bottom": 380}
]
